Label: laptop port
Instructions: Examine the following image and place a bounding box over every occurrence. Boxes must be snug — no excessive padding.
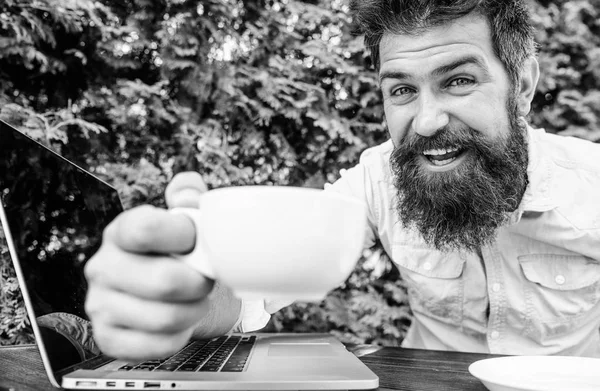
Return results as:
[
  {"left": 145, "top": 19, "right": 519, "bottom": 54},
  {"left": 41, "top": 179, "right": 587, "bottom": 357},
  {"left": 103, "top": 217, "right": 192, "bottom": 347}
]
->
[
  {"left": 125, "top": 382, "right": 135, "bottom": 388},
  {"left": 144, "top": 382, "right": 161, "bottom": 389},
  {"left": 106, "top": 382, "right": 116, "bottom": 387},
  {"left": 75, "top": 381, "right": 97, "bottom": 387}
]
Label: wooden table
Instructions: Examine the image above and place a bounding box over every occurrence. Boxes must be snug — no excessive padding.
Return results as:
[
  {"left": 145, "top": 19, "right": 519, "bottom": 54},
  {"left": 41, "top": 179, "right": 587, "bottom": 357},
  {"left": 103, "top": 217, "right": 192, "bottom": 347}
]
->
[{"left": 0, "top": 344, "right": 496, "bottom": 391}]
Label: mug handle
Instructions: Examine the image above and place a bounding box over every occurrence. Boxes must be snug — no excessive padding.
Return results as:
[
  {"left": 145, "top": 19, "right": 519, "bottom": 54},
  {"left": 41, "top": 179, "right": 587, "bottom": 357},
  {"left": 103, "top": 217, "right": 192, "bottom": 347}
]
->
[{"left": 169, "top": 207, "right": 216, "bottom": 279}]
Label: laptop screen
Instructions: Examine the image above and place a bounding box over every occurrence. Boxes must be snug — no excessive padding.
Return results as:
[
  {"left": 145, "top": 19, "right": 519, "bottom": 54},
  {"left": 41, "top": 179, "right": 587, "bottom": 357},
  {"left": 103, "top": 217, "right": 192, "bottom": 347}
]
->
[{"left": 0, "top": 120, "right": 123, "bottom": 374}]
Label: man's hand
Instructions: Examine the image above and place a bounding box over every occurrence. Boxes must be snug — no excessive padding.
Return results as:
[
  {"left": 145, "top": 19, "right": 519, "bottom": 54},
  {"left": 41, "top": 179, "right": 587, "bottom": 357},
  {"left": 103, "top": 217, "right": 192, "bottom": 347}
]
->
[{"left": 85, "top": 172, "right": 218, "bottom": 360}]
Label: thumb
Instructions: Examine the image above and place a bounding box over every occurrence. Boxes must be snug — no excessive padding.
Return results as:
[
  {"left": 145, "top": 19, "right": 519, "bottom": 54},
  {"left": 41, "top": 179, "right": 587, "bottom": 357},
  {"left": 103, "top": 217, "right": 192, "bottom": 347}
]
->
[{"left": 165, "top": 171, "right": 208, "bottom": 208}]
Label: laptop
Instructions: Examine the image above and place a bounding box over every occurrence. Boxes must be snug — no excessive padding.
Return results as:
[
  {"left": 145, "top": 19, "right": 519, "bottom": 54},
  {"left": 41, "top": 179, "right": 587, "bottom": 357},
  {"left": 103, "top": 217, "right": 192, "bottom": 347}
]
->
[{"left": 0, "top": 119, "right": 379, "bottom": 390}]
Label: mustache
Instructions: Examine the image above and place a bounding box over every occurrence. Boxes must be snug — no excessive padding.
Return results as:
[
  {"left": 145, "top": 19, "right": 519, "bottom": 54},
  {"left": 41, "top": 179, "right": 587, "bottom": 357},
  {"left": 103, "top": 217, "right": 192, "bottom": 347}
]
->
[{"left": 396, "top": 125, "right": 496, "bottom": 156}]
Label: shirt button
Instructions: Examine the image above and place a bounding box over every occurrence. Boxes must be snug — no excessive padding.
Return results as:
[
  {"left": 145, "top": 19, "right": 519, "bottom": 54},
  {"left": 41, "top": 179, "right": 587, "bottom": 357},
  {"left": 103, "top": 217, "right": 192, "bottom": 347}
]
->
[
  {"left": 490, "top": 331, "right": 500, "bottom": 340},
  {"left": 492, "top": 283, "right": 501, "bottom": 292},
  {"left": 555, "top": 275, "right": 566, "bottom": 285},
  {"left": 423, "top": 262, "right": 432, "bottom": 271}
]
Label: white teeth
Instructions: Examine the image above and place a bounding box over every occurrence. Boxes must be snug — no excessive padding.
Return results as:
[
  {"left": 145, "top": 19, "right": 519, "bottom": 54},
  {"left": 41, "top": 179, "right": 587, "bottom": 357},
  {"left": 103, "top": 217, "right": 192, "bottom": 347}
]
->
[{"left": 423, "top": 147, "right": 459, "bottom": 156}]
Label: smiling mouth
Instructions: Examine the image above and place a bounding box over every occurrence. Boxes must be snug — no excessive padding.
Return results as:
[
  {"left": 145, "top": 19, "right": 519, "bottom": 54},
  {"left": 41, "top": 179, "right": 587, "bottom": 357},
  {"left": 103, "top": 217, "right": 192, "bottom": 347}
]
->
[{"left": 421, "top": 147, "right": 468, "bottom": 169}]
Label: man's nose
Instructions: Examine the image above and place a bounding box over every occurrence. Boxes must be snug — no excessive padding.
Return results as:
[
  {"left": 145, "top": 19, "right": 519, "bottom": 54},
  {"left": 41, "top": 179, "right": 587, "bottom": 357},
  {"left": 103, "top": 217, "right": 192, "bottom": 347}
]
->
[{"left": 411, "top": 94, "right": 450, "bottom": 138}]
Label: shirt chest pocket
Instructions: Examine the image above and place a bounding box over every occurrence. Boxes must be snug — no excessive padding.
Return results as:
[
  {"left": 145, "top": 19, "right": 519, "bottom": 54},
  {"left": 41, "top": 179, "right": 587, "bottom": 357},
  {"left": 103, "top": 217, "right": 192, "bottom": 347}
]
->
[
  {"left": 518, "top": 254, "right": 600, "bottom": 336},
  {"left": 391, "top": 244, "right": 466, "bottom": 325}
]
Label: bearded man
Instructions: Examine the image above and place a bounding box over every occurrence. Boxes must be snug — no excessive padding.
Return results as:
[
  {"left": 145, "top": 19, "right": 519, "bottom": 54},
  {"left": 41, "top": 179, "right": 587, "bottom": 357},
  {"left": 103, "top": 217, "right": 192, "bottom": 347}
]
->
[{"left": 85, "top": 0, "right": 600, "bottom": 360}]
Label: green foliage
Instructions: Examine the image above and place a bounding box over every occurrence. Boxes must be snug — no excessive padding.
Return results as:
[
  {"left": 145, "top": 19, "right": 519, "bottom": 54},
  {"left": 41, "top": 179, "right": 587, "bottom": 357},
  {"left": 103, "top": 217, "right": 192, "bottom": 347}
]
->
[
  {"left": 94, "top": 160, "right": 169, "bottom": 209},
  {"left": 0, "top": 229, "right": 35, "bottom": 345},
  {"left": 0, "top": 0, "right": 116, "bottom": 109},
  {"left": 0, "top": 103, "right": 108, "bottom": 150},
  {"left": 529, "top": 0, "right": 600, "bottom": 141},
  {"left": 1, "top": 0, "right": 599, "bottom": 347}
]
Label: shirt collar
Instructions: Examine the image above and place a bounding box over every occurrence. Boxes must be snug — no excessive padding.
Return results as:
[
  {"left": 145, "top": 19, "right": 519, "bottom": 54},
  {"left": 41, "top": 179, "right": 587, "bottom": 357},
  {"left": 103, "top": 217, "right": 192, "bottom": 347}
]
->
[{"left": 509, "top": 125, "right": 558, "bottom": 224}]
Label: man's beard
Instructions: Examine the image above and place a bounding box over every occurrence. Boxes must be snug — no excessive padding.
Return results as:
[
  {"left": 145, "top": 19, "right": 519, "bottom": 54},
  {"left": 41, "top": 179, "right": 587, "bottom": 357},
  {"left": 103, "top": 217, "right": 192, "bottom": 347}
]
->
[{"left": 389, "top": 102, "right": 529, "bottom": 253}]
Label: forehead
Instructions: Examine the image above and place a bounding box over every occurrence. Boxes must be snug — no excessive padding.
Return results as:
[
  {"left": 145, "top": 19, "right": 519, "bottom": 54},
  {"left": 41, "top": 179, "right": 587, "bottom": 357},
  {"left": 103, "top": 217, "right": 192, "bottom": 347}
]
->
[{"left": 379, "top": 14, "right": 501, "bottom": 76}]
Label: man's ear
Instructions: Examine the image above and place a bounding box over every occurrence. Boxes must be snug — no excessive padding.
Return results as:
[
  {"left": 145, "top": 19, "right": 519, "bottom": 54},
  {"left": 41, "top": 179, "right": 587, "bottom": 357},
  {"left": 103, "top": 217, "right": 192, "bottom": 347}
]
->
[{"left": 516, "top": 56, "right": 540, "bottom": 116}]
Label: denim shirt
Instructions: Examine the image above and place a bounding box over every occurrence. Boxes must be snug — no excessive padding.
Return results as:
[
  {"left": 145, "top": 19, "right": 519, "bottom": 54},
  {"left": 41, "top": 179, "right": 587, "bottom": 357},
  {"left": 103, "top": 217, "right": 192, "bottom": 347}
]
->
[{"left": 236, "top": 126, "right": 600, "bottom": 357}]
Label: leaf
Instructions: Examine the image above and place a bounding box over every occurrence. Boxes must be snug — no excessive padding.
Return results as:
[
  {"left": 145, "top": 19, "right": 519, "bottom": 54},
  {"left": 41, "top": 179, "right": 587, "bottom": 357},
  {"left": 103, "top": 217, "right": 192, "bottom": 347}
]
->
[
  {"left": 0, "top": 37, "right": 19, "bottom": 49},
  {"left": 299, "top": 40, "right": 327, "bottom": 57}
]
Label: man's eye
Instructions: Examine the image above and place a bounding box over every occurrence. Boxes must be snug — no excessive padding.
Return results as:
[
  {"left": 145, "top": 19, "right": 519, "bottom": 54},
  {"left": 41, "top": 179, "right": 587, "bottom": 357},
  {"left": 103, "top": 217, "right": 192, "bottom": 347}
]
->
[
  {"left": 448, "top": 77, "right": 474, "bottom": 87},
  {"left": 391, "top": 86, "right": 414, "bottom": 96}
]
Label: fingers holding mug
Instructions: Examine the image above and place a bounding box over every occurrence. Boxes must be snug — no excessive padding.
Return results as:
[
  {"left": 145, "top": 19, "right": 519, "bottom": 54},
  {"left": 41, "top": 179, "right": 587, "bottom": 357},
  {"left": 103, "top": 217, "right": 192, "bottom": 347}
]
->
[
  {"left": 165, "top": 171, "right": 208, "bottom": 209},
  {"left": 107, "top": 205, "right": 197, "bottom": 255}
]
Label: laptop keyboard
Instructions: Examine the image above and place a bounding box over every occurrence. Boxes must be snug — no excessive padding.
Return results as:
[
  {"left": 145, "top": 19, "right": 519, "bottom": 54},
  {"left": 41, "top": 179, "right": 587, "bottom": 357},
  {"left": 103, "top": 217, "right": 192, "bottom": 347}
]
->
[{"left": 118, "top": 335, "right": 256, "bottom": 373}]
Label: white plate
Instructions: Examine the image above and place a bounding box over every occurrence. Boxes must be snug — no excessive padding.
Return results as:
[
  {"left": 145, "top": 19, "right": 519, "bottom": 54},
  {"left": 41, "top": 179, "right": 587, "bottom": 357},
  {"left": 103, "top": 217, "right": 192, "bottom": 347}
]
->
[{"left": 468, "top": 356, "right": 600, "bottom": 391}]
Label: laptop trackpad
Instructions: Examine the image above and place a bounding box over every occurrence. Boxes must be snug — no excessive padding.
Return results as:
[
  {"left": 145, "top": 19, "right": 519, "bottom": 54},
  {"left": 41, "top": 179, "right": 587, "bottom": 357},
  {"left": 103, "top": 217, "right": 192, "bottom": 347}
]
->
[{"left": 268, "top": 343, "right": 338, "bottom": 357}]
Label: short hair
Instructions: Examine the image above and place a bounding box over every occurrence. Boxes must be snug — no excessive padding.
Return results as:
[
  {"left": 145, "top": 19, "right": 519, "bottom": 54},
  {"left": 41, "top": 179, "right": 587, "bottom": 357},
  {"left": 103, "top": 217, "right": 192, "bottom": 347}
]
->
[{"left": 350, "top": 0, "right": 537, "bottom": 86}]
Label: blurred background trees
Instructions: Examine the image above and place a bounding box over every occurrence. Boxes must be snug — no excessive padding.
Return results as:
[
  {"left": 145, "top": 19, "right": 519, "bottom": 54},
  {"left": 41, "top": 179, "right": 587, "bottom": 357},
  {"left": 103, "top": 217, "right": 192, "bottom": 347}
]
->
[{"left": 1, "top": 0, "right": 599, "bottom": 346}]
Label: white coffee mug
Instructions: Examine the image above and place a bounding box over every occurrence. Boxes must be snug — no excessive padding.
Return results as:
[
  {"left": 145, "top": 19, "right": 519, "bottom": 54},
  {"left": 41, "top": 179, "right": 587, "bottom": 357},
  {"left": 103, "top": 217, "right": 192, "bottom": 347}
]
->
[{"left": 171, "top": 186, "right": 367, "bottom": 301}]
